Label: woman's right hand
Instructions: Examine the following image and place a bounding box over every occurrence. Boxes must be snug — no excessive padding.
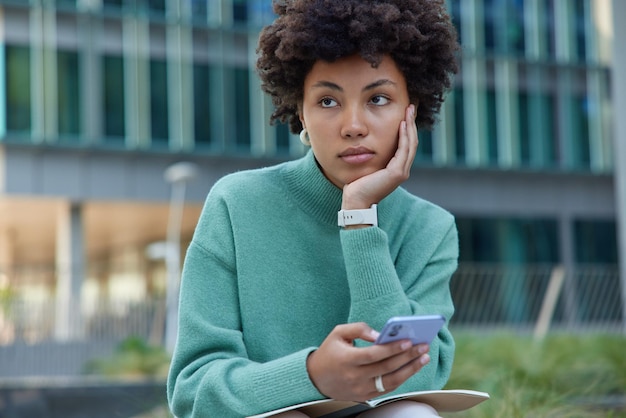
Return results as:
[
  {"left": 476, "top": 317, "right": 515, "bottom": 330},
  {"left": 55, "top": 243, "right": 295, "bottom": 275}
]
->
[{"left": 306, "top": 322, "right": 430, "bottom": 402}]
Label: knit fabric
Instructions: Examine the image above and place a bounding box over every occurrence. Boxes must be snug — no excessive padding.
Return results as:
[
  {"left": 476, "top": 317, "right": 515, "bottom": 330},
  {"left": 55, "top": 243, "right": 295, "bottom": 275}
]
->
[{"left": 167, "top": 150, "right": 458, "bottom": 417}]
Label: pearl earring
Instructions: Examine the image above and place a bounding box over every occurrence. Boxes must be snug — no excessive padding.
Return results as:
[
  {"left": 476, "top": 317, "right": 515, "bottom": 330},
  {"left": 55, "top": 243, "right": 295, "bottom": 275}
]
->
[{"left": 299, "top": 129, "right": 311, "bottom": 146}]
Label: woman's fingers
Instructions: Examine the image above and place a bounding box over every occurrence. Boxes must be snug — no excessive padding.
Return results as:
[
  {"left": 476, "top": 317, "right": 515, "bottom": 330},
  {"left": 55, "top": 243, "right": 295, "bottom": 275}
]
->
[
  {"left": 388, "top": 104, "right": 418, "bottom": 180},
  {"left": 365, "top": 351, "right": 431, "bottom": 397},
  {"left": 306, "top": 323, "right": 430, "bottom": 402}
]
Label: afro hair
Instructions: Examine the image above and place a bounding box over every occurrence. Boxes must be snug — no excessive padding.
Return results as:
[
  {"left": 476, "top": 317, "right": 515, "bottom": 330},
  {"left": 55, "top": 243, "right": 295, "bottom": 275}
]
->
[{"left": 256, "top": 0, "right": 460, "bottom": 133}]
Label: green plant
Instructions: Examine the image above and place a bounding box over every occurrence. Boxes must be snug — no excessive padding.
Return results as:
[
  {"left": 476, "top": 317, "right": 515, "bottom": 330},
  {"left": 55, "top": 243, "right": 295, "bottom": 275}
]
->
[
  {"left": 85, "top": 336, "right": 171, "bottom": 379},
  {"left": 442, "top": 333, "right": 626, "bottom": 418}
]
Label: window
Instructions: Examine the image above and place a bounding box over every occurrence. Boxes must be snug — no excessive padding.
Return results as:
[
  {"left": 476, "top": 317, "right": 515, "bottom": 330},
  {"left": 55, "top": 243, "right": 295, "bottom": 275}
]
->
[
  {"left": 574, "top": 0, "right": 587, "bottom": 61},
  {"left": 457, "top": 217, "right": 559, "bottom": 264},
  {"left": 150, "top": 59, "right": 169, "bottom": 147},
  {"left": 574, "top": 220, "right": 618, "bottom": 264},
  {"left": 522, "top": 77, "right": 557, "bottom": 168},
  {"left": 518, "top": 92, "right": 530, "bottom": 164},
  {"left": 147, "top": 0, "right": 166, "bottom": 16},
  {"left": 486, "top": 89, "right": 498, "bottom": 165},
  {"left": 5, "top": 45, "right": 31, "bottom": 135},
  {"left": 57, "top": 50, "right": 81, "bottom": 140},
  {"left": 233, "top": 67, "right": 250, "bottom": 150},
  {"left": 193, "top": 62, "right": 212, "bottom": 148},
  {"left": 189, "top": 0, "right": 207, "bottom": 23},
  {"left": 415, "top": 128, "right": 433, "bottom": 163},
  {"left": 233, "top": 0, "right": 248, "bottom": 24},
  {"left": 248, "top": 0, "right": 276, "bottom": 27},
  {"left": 102, "top": 0, "right": 123, "bottom": 10},
  {"left": 56, "top": 0, "right": 77, "bottom": 10},
  {"left": 570, "top": 94, "right": 591, "bottom": 168},
  {"left": 544, "top": 0, "right": 556, "bottom": 58},
  {"left": 275, "top": 122, "right": 291, "bottom": 155},
  {"left": 454, "top": 217, "right": 559, "bottom": 324},
  {"left": 103, "top": 55, "right": 125, "bottom": 142},
  {"left": 484, "top": 0, "right": 525, "bottom": 54},
  {"left": 453, "top": 88, "right": 465, "bottom": 163},
  {"left": 449, "top": 0, "right": 462, "bottom": 46}
]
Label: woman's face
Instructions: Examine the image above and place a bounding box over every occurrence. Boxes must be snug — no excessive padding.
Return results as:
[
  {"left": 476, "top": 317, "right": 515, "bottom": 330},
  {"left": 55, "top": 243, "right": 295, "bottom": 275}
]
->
[{"left": 299, "top": 54, "right": 411, "bottom": 189}]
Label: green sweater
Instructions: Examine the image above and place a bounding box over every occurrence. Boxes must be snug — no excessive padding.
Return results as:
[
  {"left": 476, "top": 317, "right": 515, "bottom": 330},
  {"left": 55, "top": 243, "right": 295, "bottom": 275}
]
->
[{"left": 167, "top": 151, "right": 458, "bottom": 417}]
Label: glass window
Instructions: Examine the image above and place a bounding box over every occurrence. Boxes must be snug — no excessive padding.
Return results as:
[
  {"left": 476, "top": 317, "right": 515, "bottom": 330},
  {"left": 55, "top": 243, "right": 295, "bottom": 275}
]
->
[
  {"left": 570, "top": 93, "right": 591, "bottom": 169},
  {"left": 544, "top": 0, "right": 556, "bottom": 58},
  {"left": 486, "top": 89, "right": 498, "bottom": 165},
  {"left": 5, "top": 45, "right": 31, "bottom": 135},
  {"left": 56, "top": 0, "right": 77, "bottom": 10},
  {"left": 485, "top": 0, "right": 525, "bottom": 54},
  {"left": 248, "top": 0, "right": 276, "bottom": 27},
  {"left": 518, "top": 92, "right": 530, "bottom": 164},
  {"left": 116, "top": 0, "right": 165, "bottom": 16},
  {"left": 275, "top": 122, "right": 291, "bottom": 155},
  {"left": 233, "top": 0, "right": 247, "bottom": 23},
  {"left": 233, "top": 67, "right": 250, "bottom": 150},
  {"left": 150, "top": 59, "right": 169, "bottom": 147},
  {"left": 103, "top": 55, "right": 125, "bottom": 142},
  {"left": 102, "top": 0, "right": 123, "bottom": 10},
  {"left": 189, "top": 0, "right": 207, "bottom": 23},
  {"left": 453, "top": 88, "right": 465, "bottom": 163},
  {"left": 147, "top": 0, "right": 166, "bottom": 15},
  {"left": 574, "top": 0, "right": 587, "bottom": 61},
  {"left": 415, "top": 128, "right": 433, "bottom": 163},
  {"left": 457, "top": 217, "right": 559, "bottom": 264},
  {"left": 449, "top": 0, "right": 462, "bottom": 46},
  {"left": 508, "top": 0, "right": 526, "bottom": 53},
  {"left": 574, "top": 220, "right": 617, "bottom": 264},
  {"left": 523, "top": 70, "right": 557, "bottom": 168},
  {"left": 57, "top": 50, "right": 81, "bottom": 140},
  {"left": 193, "top": 62, "right": 212, "bottom": 149}
]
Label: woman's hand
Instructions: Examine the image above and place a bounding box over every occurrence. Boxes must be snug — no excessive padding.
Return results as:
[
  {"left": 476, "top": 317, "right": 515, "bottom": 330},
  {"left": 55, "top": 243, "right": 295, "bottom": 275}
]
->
[
  {"left": 306, "top": 322, "right": 430, "bottom": 402},
  {"left": 341, "top": 104, "right": 418, "bottom": 211}
]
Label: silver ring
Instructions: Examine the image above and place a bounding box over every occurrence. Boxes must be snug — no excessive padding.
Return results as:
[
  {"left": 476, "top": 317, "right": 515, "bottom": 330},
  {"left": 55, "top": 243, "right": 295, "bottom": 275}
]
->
[{"left": 375, "top": 375, "right": 385, "bottom": 393}]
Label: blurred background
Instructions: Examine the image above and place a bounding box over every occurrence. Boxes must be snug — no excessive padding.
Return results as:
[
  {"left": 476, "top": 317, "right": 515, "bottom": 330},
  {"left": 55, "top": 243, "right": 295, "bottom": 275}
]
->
[{"left": 0, "top": 0, "right": 624, "bottom": 417}]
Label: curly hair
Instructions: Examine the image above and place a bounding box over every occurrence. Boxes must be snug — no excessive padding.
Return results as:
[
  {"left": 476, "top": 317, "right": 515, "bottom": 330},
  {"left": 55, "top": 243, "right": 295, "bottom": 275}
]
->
[{"left": 256, "top": 0, "right": 459, "bottom": 133}]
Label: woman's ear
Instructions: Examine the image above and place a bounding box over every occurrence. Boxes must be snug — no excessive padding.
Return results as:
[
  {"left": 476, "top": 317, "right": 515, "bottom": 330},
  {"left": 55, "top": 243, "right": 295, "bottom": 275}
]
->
[{"left": 298, "top": 103, "right": 306, "bottom": 129}]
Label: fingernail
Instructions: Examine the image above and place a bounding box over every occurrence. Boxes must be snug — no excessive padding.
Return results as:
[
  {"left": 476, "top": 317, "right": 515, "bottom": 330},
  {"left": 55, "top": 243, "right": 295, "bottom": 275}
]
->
[
  {"left": 420, "top": 354, "right": 430, "bottom": 365},
  {"left": 401, "top": 341, "right": 412, "bottom": 350},
  {"left": 418, "top": 344, "right": 429, "bottom": 354},
  {"left": 410, "top": 104, "right": 415, "bottom": 116},
  {"left": 371, "top": 330, "right": 380, "bottom": 340}
]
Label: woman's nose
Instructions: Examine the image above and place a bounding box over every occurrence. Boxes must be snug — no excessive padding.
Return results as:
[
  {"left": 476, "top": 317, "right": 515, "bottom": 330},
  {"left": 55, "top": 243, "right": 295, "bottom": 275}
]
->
[{"left": 340, "top": 105, "right": 368, "bottom": 139}]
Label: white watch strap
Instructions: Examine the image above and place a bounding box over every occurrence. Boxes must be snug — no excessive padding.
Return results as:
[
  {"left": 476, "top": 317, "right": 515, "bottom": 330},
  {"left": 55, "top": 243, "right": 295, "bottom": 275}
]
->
[{"left": 337, "top": 204, "right": 378, "bottom": 227}]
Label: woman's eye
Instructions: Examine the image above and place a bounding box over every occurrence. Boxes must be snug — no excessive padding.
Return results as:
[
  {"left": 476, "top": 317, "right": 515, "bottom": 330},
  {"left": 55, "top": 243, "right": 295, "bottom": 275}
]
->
[
  {"left": 320, "top": 97, "right": 337, "bottom": 108},
  {"left": 370, "top": 95, "right": 390, "bottom": 106}
]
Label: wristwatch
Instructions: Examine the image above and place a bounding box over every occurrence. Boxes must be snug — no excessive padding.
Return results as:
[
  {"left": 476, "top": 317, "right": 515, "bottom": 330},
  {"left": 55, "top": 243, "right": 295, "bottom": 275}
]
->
[{"left": 337, "top": 204, "right": 378, "bottom": 227}]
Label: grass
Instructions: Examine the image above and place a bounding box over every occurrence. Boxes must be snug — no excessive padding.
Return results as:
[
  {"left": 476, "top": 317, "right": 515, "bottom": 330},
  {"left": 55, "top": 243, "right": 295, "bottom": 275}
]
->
[
  {"left": 443, "top": 332, "right": 626, "bottom": 418},
  {"left": 88, "top": 333, "right": 626, "bottom": 417}
]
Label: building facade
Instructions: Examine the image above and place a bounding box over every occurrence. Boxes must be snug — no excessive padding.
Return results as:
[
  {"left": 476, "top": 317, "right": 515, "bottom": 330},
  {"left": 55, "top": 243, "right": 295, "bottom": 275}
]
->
[{"left": 0, "top": 0, "right": 623, "bottom": 357}]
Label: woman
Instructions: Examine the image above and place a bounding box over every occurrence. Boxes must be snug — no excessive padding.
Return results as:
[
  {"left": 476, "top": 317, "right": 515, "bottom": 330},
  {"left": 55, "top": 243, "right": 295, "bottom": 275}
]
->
[{"left": 167, "top": 0, "right": 459, "bottom": 417}]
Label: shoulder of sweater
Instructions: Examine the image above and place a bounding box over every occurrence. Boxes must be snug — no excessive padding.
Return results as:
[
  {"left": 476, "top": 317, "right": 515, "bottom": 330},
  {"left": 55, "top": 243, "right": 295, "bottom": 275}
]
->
[{"left": 209, "top": 161, "right": 289, "bottom": 198}]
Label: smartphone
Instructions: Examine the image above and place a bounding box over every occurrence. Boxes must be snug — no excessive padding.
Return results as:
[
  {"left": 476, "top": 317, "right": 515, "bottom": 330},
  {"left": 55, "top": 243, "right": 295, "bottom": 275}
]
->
[{"left": 375, "top": 314, "right": 445, "bottom": 345}]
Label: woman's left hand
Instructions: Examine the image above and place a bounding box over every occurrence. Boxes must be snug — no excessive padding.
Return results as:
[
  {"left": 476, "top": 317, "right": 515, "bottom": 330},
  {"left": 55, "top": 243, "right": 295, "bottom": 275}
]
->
[{"left": 341, "top": 104, "right": 418, "bottom": 210}]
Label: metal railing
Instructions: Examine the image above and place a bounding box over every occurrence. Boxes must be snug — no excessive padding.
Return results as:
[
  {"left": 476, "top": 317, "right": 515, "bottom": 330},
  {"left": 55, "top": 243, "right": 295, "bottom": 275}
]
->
[
  {"left": 450, "top": 264, "right": 623, "bottom": 334},
  {"left": 0, "top": 263, "right": 623, "bottom": 378}
]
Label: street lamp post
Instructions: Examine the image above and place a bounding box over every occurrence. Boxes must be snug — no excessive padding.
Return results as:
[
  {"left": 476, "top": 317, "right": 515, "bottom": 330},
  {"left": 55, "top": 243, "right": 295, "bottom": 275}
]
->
[{"left": 164, "top": 161, "right": 198, "bottom": 353}]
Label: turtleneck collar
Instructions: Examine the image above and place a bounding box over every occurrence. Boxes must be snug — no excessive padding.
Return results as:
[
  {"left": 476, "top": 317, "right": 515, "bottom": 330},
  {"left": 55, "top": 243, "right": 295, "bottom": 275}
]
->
[{"left": 281, "top": 150, "right": 343, "bottom": 226}]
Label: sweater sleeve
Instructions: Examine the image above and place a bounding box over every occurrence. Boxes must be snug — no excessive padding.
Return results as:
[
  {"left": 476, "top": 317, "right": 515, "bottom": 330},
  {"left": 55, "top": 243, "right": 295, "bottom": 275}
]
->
[
  {"left": 166, "top": 192, "right": 322, "bottom": 418},
  {"left": 340, "top": 205, "right": 458, "bottom": 393}
]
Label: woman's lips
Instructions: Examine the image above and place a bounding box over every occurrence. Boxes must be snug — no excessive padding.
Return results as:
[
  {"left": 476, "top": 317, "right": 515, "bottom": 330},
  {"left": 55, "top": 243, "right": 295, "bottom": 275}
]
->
[{"left": 339, "top": 147, "right": 375, "bottom": 164}]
